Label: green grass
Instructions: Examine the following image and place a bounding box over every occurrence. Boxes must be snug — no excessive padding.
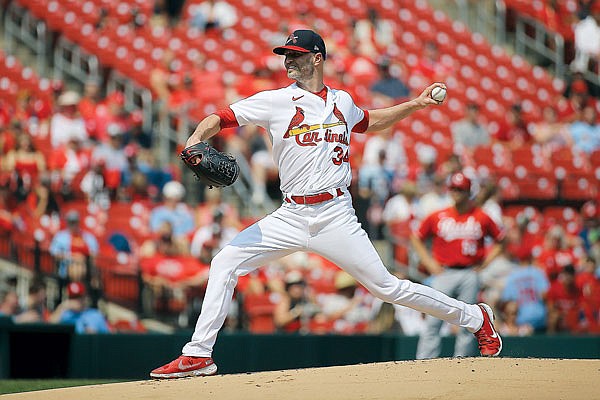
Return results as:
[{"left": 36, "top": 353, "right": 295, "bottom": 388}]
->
[{"left": 0, "top": 379, "right": 128, "bottom": 395}]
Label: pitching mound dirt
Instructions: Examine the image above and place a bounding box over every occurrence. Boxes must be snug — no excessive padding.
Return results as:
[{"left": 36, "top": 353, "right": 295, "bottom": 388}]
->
[{"left": 4, "top": 358, "right": 599, "bottom": 400}]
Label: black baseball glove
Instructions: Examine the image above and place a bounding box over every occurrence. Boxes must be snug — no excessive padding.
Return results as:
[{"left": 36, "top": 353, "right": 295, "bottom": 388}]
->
[{"left": 180, "top": 141, "right": 240, "bottom": 188}]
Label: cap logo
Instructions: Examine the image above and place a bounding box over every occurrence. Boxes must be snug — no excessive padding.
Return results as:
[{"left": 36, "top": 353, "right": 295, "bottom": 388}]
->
[
  {"left": 286, "top": 34, "right": 298, "bottom": 44},
  {"left": 314, "top": 45, "right": 319, "bottom": 51}
]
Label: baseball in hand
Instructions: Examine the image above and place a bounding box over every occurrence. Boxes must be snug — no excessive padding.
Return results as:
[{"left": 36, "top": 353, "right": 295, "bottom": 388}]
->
[{"left": 431, "top": 87, "right": 447, "bottom": 103}]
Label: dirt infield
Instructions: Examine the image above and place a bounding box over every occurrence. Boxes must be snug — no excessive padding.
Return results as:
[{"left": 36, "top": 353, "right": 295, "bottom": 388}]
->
[{"left": 3, "top": 358, "right": 599, "bottom": 400}]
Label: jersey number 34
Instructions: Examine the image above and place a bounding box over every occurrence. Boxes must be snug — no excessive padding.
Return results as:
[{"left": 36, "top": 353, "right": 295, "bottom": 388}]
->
[{"left": 332, "top": 146, "right": 349, "bottom": 165}]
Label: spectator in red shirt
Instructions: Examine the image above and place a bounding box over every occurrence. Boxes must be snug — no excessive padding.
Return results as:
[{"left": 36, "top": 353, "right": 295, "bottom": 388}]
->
[
  {"left": 273, "top": 270, "right": 320, "bottom": 333},
  {"left": 576, "top": 256, "right": 600, "bottom": 332},
  {"left": 536, "top": 225, "right": 577, "bottom": 282},
  {"left": 546, "top": 265, "right": 585, "bottom": 333},
  {"left": 493, "top": 103, "right": 531, "bottom": 147},
  {"left": 411, "top": 172, "right": 504, "bottom": 359}
]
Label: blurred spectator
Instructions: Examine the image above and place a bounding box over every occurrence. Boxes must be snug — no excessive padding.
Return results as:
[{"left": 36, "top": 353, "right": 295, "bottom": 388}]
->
[
  {"left": 569, "top": 105, "right": 600, "bottom": 154},
  {"left": 546, "top": 265, "right": 585, "bottom": 333},
  {"left": 412, "top": 144, "right": 438, "bottom": 194},
  {"left": 477, "top": 244, "right": 513, "bottom": 311},
  {"left": 370, "top": 58, "right": 410, "bottom": 106},
  {"left": 437, "top": 153, "right": 464, "bottom": 180},
  {"left": 188, "top": 0, "right": 238, "bottom": 32},
  {"left": 536, "top": 225, "right": 577, "bottom": 282},
  {"left": 190, "top": 207, "right": 239, "bottom": 264},
  {"left": 412, "top": 41, "right": 452, "bottom": 83},
  {"left": 476, "top": 181, "right": 503, "bottom": 226},
  {"left": 0, "top": 288, "right": 20, "bottom": 318},
  {"left": 227, "top": 125, "right": 278, "bottom": 205},
  {"left": 416, "top": 174, "right": 452, "bottom": 220},
  {"left": 579, "top": 201, "right": 600, "bottom": 261},
  {"left": 126, "top": 169, "right": 151, "bottom": 202},
  {"left": 78, "top": 78, "right": 102, "bottom": 140},
  {"left": 273, "top": 270, "right": 320, "bottom": 333},
  {"left": 500, "top": 247, "right": 549, "bottom": 332},
  {"left": 25, "top": 173, "right": 61, "bottom": 220},
  {"left": 357, "top": 148, "right": 392, "bottom": 239},
  {"left": 49, "top": 281, "right": 110, "bottom": 334},
  {"left": 531, "top": 106, "right": 573, "bottom": 152},
  {"left": 149, "top": 180, "right": 195, "bottom": 239},
  {"left": 2, "top": 132, "right": 47, "bottom": 201},
  {"left": 577, "top": 255, "right": 600, "bottom": 328},
  {"left": 571, "top": 7, "right": 600, "bottom": 74},
  {"left": 87, "top": 91, "right": 130, "bottom": 143},
  {"left": 382, "top": 182, "right": 419, "bottom": 225},
  {"left": 0, "top": 122, "right": 18, "bottom": 155},
  {"left": 451, "top": 103, "right": 491, "bottom": 151},
  {"left": 317, "top": 271, "right": 376, "bottom": 334},
  {"left": 345, "top": 40, "right": 379, "bottom": 91},
  {"left": 362, "top": 126, "right": 407, "bottom": 175},
  {"left": 78, "top": 79, "right": 101, "bottom": 118},
  {"left": 122, "top": 110, "right": 152, "bottom": 149},
  {"left": 557, "top": 79, "right": 595, "bottom": 122},
  {"left": 0, "top": 183, "right": 15, "bottom": 232},
  {"left": 140, "top": 220, "right": 189, "bottom": 258},
  {"left": 48, "top": 136, "right": 92, "bottom": 188},
  {"left": 91, "top": 124, "right": 130, "bottom": 195},
  {"left": 49, "top": 210, "right": 100, "bottom": 279},
  {"left": 576, "top": 0, "right": 595, "bottom": 20},
  {"left": 353, "top": 8, "right": 394, "bottom": 58},
  {"left": 150, "top": 50, "right": 181, "bottom": 103},
  {"left": 14, "top": 278, "right": 50, "bottom": 323},
  {"left": 234, "top": 63, "right": 278, "bottom": 99},
  {"left": 80, "top": 159, "right": 111, "bottom": 209},
  {"left": 493, "top": 103, "right": 531, "bottom": 147},
  {"left": 50, "top": 91, "right": 88, "bottom": 149},
  {"left": 411, "top": 172, "right": 504, "bottom": 359},
  {"left": 136, "top": 150, "right": 173, "bottom": 194},
  {"left": 496, "top": 300, "right": 534, "bottom": 336},
  {"left": 195, "top": 187, "right": 241, "bottom": 230}
]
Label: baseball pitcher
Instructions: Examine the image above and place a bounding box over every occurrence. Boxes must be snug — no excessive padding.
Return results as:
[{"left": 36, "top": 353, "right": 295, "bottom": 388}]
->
[{"left": 151, "top": 30, "right": 502, "bottom": 379}]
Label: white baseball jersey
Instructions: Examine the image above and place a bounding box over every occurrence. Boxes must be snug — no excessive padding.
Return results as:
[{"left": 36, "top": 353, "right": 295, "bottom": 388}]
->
[
  {"left": 181, "top": 83, "right": 488, "bottom": 359},
  {"left": 230, "top": 83, "right": 366, "bottom": 195}
]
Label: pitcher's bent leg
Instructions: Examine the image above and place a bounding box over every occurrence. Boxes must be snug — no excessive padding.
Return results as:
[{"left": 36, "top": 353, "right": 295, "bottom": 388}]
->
[{"left": 182, "top": 211, "right": 305, "bottom": 357}]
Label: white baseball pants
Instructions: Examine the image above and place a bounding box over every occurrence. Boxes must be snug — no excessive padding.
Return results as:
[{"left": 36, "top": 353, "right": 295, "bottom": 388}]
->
[{"left": 182, "top": 194, "right": 484, "bottom": 357}]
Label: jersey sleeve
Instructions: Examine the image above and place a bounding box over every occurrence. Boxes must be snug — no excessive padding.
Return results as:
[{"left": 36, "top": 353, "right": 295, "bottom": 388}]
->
[
  {"left": 337, "top": 90, "right": 366, "bottom": 132},
  {"left": 481, "top": 211, "right": 505, "bottom": 241},
  {"left": 229, "top": 91, "right": 273, "bottom": 129},
  {"left": 415, "top": 213, "right": 436, "bottom": 239},
  {"left": 352, "top": 110, "right": 369, "bottom": 133},
  {"left": 214, "top": 107, "right": 239, "bottom": 129}
]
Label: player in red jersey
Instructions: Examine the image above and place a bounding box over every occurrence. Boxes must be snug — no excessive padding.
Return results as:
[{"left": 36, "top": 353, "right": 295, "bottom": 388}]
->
[{"left": 411, "top": 172, "right": 505, "bottom": 359}]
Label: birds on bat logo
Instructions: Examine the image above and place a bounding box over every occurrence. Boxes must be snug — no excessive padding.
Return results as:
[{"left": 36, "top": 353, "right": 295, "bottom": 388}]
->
[
  {"left": 286, "top": 34, "right": 298, "bottom": 44},
  {"left": 283, "top": 103, "right": 348, "bottom": 147},
  {"left": 284, "top": 106, "right": 306, "bottom": 138}
]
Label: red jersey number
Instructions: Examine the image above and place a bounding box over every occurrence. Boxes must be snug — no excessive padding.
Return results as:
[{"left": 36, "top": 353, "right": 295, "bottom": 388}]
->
[{"left": 332, "top": 146, "right": 349, "bottom": 165}]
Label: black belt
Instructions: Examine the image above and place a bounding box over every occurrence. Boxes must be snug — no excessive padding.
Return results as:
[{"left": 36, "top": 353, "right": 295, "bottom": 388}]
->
[{"left": 445, "top": 265, "right": 471, "bottom": 270}]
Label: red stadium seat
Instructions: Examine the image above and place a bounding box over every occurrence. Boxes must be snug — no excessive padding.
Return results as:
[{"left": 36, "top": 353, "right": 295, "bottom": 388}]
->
[
  {"left": 561, "top": 176, "right": 598, "bottom": 201},
  {"left": 513, "top": 174, "right": 558, "bottom": 201},
  {"left": 242, "top": 293, "right": 276, "bottom": 334}
]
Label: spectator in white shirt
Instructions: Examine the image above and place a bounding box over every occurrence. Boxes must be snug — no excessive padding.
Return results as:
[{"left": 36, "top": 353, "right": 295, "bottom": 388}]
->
[{"left": 50, "top": 91, "right": 88, "bottom": 149}]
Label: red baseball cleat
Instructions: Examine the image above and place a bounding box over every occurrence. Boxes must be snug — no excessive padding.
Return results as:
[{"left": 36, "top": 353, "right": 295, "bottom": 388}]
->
[
  {"left": 150, "top": 356, "right": 218, "bottom": 379},
  {"left": 474, "top": 303, "right": 502, "bottom": 357}
]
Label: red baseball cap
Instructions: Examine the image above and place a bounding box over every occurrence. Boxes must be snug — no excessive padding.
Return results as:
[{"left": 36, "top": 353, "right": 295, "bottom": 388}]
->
[
  {"left": 273, "top": 30, "right": 327, "bottom": 59},
  {"left": 67, "top": 282, "right": 86, "bottom": 298},
  {"left": 448, "top": 172, "right": 471, "bottom": 191}
]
